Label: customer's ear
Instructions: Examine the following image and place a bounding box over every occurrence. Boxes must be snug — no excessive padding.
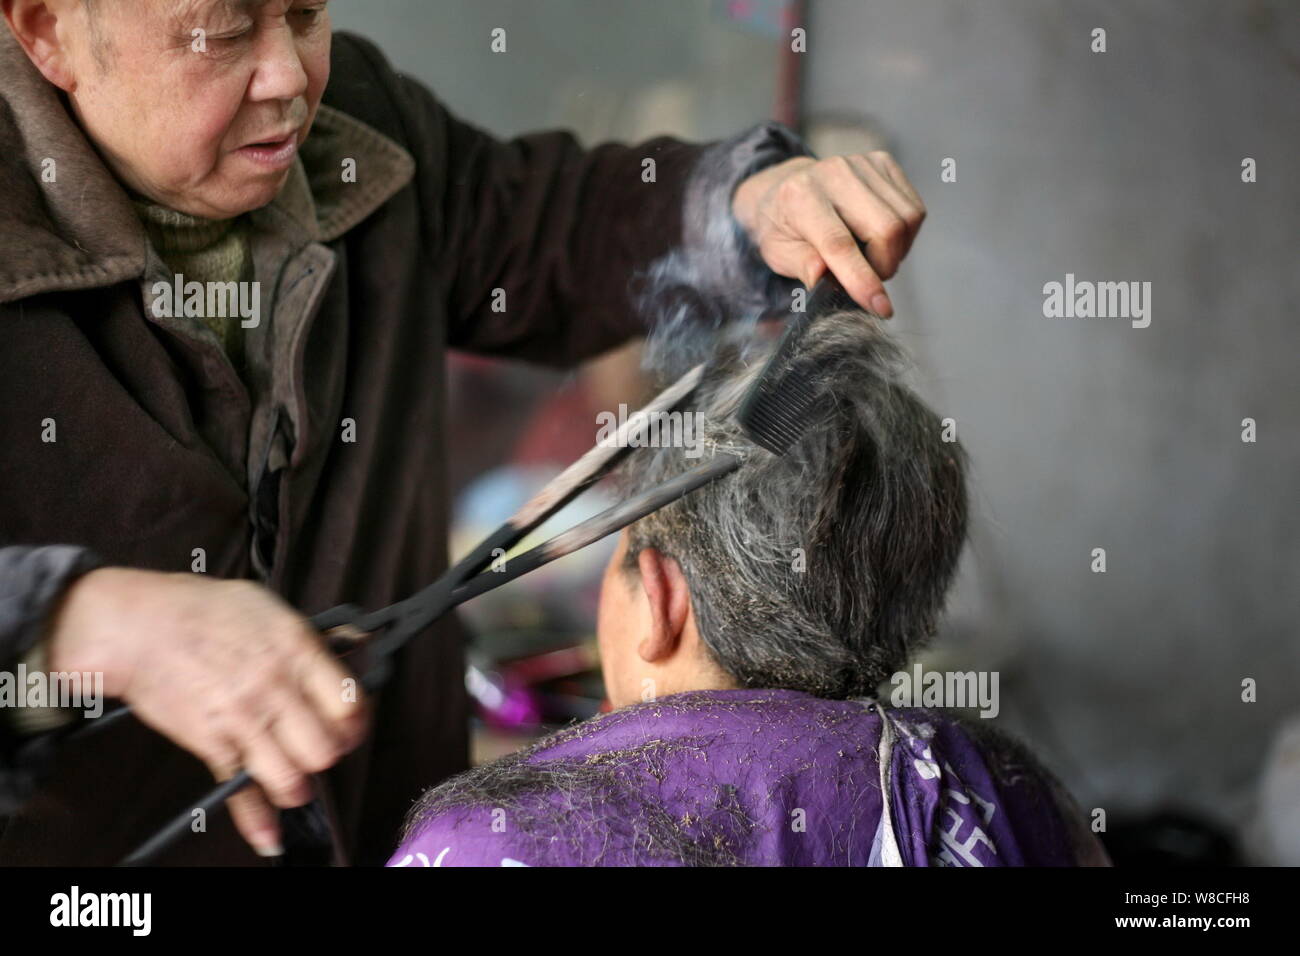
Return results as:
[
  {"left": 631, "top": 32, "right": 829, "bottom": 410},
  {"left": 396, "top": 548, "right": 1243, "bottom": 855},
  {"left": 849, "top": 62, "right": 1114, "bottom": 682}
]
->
[
  {"left": 4, "top": 0, "right": 80, "bottom": 93},
  {"left": 635, "top": 547, "right": 691, "bottom": 664}
]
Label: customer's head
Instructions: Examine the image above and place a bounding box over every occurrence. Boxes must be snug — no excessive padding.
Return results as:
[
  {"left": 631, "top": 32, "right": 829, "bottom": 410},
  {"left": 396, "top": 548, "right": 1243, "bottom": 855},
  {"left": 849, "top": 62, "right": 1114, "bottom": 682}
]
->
[
  {"left": 3, "top": 0, "right": 331, "bottom": 217},
  {"left": 596, "top": 311, "right": 968, "bottom": 707}
]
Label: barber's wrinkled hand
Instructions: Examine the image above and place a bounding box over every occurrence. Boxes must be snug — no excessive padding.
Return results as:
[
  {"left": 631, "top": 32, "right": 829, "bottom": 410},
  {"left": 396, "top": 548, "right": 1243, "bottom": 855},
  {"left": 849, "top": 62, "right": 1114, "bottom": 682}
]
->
[
  {"left": 47, "top": 568, "right": 369, "bottom": 857},
  {"left": 732, "top": 152, "right": 927, "bottom": 317}
]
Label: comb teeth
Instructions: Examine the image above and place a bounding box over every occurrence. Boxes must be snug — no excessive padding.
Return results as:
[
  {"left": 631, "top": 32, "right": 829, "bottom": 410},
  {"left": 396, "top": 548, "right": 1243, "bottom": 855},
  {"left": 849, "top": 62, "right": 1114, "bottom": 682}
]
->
[
  {"left": 735, "top": 273, "right": 850, "bottom": 456},
  {"left": 738, "top": 366, "right": 825, "bottom": 456}
]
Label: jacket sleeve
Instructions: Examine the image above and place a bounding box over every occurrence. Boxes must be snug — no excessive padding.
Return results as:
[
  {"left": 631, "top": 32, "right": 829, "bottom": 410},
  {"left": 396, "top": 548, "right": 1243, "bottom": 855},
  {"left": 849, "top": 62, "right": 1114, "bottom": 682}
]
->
[
  {"left": 386, "top": 62, "right": 811, "bottom": 366},
  {"left": 0, "top": 545, "right": 101, "bottom": 813}
]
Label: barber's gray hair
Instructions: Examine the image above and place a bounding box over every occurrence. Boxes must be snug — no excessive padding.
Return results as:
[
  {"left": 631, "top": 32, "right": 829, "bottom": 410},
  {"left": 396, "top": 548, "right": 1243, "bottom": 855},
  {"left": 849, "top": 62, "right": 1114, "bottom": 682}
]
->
[{"left": 620, "top": 312, "right": 968, "bottom": 699}]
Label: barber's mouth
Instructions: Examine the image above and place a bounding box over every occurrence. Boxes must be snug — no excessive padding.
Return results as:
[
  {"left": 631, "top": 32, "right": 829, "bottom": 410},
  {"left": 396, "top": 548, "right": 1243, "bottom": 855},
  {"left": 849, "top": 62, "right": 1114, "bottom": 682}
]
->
[{"left": 238, "top": 132, "right": 299, "bottom": 169}]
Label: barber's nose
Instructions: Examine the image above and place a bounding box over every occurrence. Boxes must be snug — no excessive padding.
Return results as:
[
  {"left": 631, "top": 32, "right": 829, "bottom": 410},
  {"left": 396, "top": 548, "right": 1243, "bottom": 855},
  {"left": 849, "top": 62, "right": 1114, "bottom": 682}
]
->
[{"left": 247, "top": 23, "right": 309, "bottom": 102}]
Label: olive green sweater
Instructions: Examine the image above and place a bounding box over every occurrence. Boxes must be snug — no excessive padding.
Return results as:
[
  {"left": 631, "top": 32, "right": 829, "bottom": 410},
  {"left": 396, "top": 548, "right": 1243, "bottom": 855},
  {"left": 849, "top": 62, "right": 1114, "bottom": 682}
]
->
[{"left": 133, "top": 200, "right": 253, "bottom": 372}]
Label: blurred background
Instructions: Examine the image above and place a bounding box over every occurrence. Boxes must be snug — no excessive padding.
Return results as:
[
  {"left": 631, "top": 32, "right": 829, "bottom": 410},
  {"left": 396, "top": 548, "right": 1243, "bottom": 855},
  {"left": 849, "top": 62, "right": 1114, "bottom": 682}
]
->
[{"left": 328, "top": 0, "right": 1300, "bottom": 865}]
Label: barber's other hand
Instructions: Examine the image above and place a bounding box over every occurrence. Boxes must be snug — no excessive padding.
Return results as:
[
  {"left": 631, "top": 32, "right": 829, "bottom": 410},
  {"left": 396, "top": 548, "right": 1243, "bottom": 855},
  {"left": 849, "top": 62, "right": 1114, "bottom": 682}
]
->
[
  {"left": 731, "top": 152, "right": 927, "bottom": 317},
  {"left": 47, "top": 568, "right": 369, "bottom": 858}
]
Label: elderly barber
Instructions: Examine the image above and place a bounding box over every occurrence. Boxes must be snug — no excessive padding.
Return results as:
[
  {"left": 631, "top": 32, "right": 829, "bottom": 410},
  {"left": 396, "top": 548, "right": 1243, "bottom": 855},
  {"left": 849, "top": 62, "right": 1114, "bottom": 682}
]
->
[{"left": 0, "top": 0, "right": 925, "bottom": 864}]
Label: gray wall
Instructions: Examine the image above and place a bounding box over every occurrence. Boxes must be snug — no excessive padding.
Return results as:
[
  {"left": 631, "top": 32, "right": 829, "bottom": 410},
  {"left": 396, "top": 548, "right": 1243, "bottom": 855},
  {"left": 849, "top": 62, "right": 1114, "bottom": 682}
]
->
[
  {"left": 804, "top": 0, "right": 1300, "bottom": 836},
  {"left": 329, "top": 0, "right": 780, "bottom": 143}
]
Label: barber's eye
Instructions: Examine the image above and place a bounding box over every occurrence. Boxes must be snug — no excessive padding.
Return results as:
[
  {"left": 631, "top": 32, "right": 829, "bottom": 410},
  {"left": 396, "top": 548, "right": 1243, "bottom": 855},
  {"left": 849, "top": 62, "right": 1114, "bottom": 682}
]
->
[{"left": 206, "top": 21, "right": 254, "bottom": 46}]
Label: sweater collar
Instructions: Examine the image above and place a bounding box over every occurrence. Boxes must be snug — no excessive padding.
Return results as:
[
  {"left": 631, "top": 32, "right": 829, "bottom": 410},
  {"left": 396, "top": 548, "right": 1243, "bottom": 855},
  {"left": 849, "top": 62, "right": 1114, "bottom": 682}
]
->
[
  {"left": 0, "top": 27, "right": 414, "bottom": 306},
  {"left": 132, "top": 199, "right": 242, "bottom": 254}
]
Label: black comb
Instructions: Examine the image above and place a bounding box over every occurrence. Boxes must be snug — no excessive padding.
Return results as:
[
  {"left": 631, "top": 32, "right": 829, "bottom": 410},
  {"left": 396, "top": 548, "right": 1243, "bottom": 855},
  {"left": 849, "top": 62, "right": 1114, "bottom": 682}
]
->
[{"left": 736, "top": 273, "right": 859, "bottom": 455}]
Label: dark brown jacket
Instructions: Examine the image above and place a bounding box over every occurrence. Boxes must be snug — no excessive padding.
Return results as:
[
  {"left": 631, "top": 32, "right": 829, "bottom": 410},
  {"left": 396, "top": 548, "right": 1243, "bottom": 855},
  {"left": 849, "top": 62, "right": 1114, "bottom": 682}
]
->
[{"left": 0, "top": 30, "right": 805, "bottom": 863}]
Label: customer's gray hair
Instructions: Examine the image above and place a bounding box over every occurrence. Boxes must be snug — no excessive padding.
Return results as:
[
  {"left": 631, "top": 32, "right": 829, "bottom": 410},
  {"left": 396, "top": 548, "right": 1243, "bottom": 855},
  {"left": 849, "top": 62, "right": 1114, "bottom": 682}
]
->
[{"left": 619, "top": 311, "right": 968, "bottom": 699}]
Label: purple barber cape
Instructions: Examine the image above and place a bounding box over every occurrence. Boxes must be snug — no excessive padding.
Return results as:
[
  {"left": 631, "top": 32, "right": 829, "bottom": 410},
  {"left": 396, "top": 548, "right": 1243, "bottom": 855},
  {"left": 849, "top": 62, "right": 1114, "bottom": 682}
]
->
[{"left": 388, "top": 689, "right": 1108, "bottom": 867}]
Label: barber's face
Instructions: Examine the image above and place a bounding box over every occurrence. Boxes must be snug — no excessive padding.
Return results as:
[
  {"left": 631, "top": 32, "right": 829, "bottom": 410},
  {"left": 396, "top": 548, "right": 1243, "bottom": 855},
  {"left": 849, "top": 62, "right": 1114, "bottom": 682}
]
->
[{"left": 60, "top": 0, "right": 331, "bottom": 218}]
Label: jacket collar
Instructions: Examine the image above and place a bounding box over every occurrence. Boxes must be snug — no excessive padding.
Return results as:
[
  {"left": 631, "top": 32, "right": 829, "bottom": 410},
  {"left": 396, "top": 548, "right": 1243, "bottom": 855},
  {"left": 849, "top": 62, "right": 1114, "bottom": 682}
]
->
[{"left": 0, "top": 27, "right": 414, "bottom": 306}]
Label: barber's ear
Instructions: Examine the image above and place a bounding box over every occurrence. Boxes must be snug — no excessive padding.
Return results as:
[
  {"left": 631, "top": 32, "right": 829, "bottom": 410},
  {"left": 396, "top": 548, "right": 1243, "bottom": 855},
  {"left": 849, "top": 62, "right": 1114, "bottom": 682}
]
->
[
  {"left": 4, "top": 0, "right": 80, "bottom": 92},
  {"left": 635, "top": 547, "right": 691, "bottom": 664}
]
